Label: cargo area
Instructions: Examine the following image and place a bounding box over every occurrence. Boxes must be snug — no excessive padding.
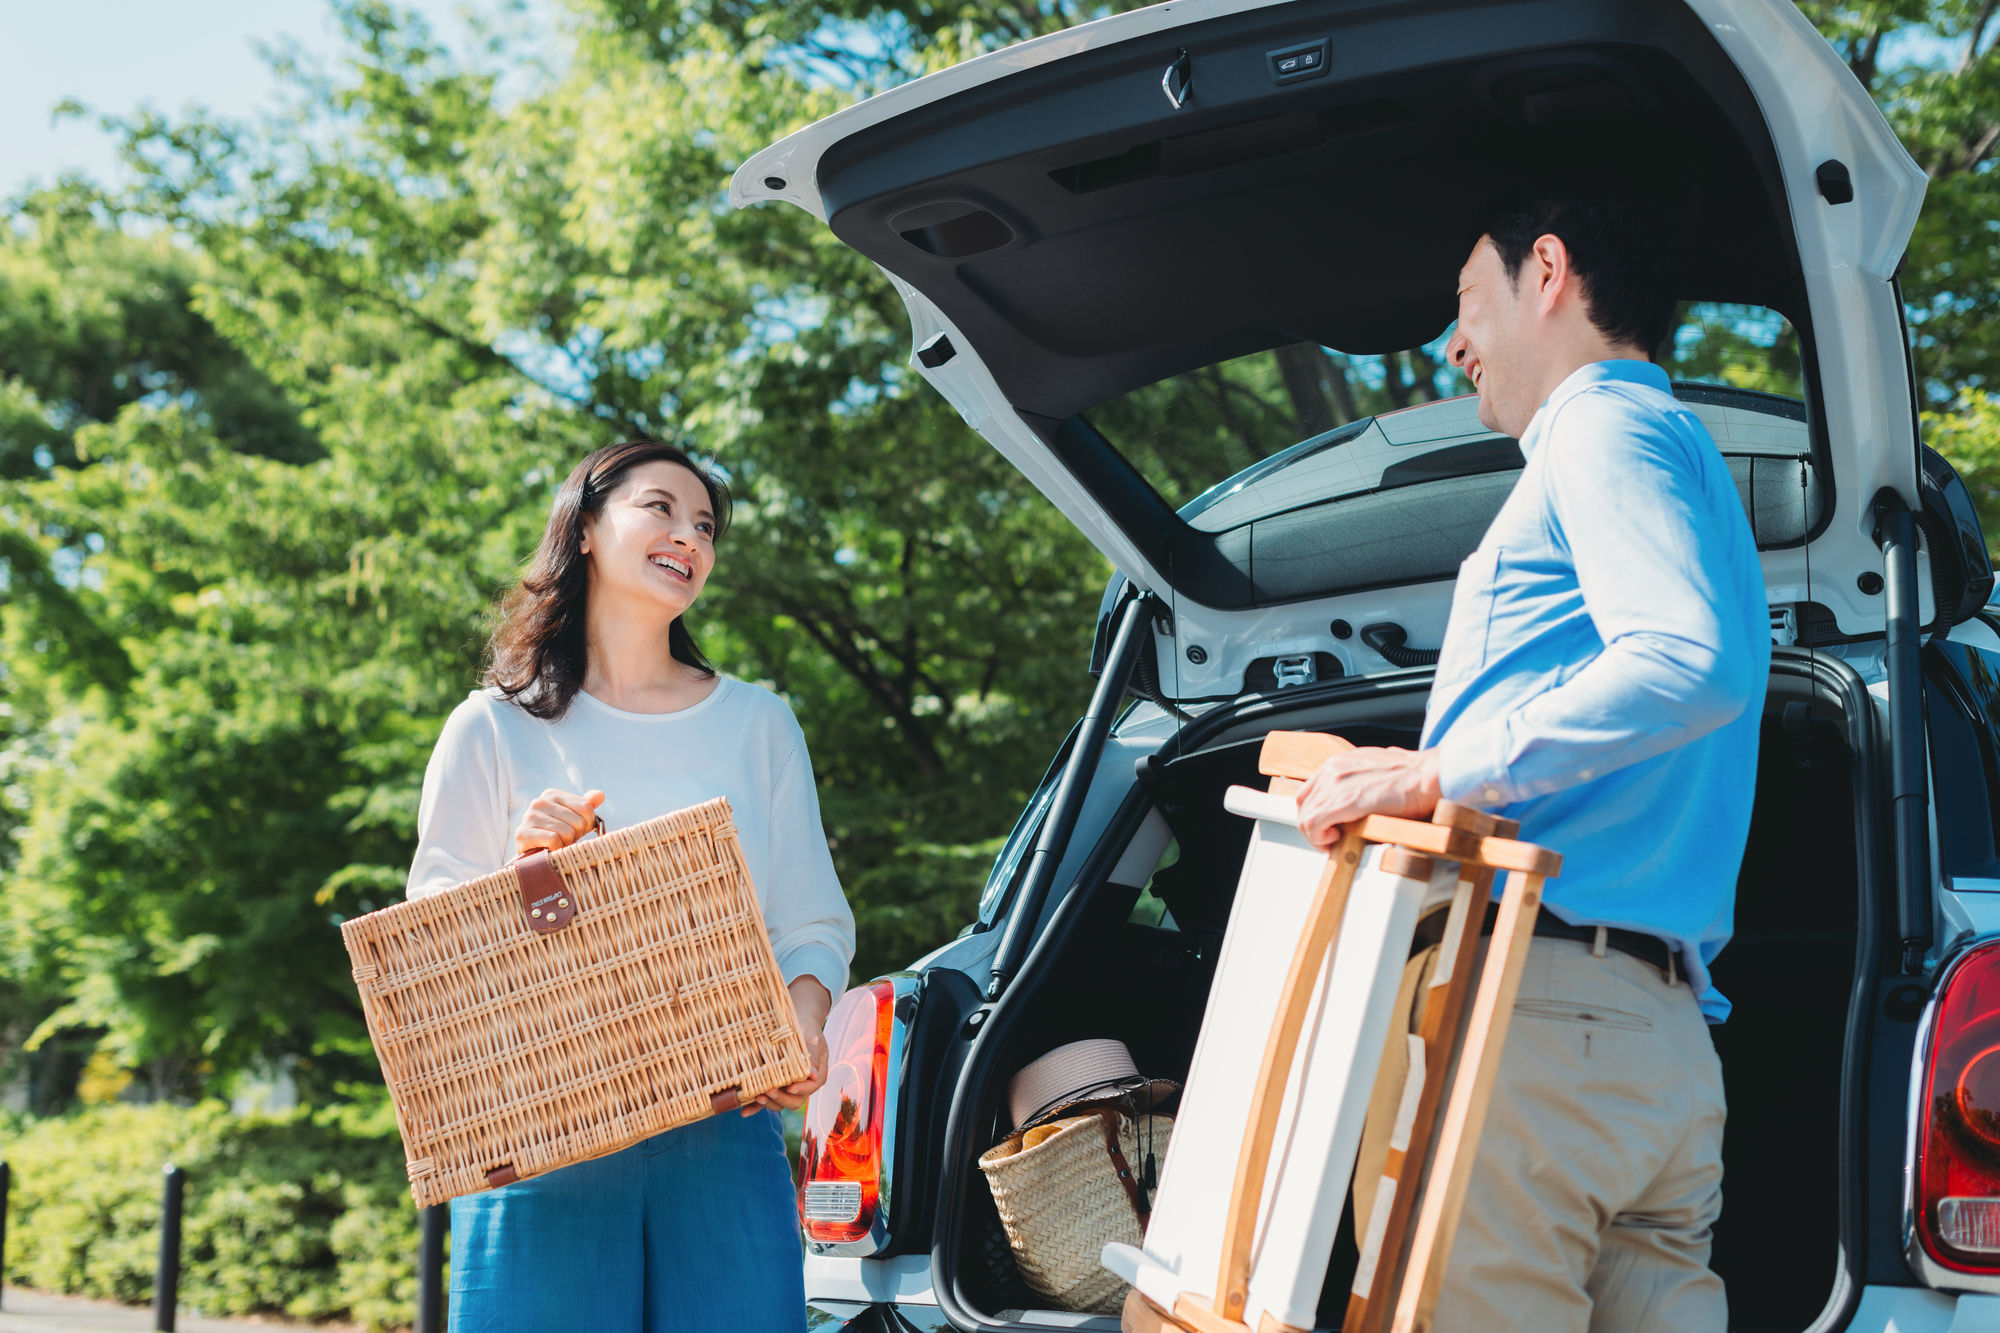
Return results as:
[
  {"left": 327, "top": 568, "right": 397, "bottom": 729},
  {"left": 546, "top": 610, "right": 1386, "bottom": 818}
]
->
[{"left": 943, "top": 670, "right": 1865, "bottom": 1333}]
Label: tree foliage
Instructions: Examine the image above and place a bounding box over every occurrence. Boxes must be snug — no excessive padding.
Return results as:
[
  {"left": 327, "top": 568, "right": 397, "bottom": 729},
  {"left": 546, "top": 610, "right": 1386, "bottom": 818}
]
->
[{"left": 2, "top": 0, "right": 1999, "bottom": 1110}]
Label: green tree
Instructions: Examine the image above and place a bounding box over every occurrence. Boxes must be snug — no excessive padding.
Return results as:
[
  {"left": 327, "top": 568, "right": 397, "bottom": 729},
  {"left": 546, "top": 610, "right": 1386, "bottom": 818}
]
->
[
  {"left": 1800, "top": 1, "right": 2000, "bottom": 396},
  {"left": 0, "top": 0, "right": 1108, "bottom": 1103}
]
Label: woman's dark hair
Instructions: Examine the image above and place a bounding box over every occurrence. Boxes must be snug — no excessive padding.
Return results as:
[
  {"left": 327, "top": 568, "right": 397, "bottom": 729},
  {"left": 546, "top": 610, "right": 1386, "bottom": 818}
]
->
[
  {"left": 1474, "top": 185, "right": 1678, "bottom": 357},
  {"left": 486, "top": 440, "right": 733, "bottom": 720}
]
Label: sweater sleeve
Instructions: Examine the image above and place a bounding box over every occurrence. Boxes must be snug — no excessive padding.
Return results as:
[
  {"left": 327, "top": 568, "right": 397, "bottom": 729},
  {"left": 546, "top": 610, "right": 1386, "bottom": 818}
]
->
[
  {"left": 764, "top": 722, "right": 856, "bottom": 1002},
  {"left": 407, "top": 695, "right": 512, "bottom": 899}
]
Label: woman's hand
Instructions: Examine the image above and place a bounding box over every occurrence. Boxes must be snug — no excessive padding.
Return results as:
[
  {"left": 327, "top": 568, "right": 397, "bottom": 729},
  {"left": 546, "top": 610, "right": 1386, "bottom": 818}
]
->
[
  {"left": 745, "top": 976, "right": 833, "bottom": 1116},
  {"left": 514, "top": 788, "right": 606, "bottom": 856}
]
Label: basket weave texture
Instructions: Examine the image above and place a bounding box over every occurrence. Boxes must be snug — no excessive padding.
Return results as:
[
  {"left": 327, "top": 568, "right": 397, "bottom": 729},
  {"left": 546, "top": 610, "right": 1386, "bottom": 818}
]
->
[
  {"left": 978, "top": 1111, "right": 1174, "bottom": 1315},
  {"left": 342, "top": 796, "right": 809, "bottom": 1207}
]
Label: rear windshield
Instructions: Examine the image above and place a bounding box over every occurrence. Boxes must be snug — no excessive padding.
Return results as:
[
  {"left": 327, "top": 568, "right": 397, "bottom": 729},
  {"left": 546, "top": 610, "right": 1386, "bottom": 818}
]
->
[{"left": 1085, "top": 302, "right": 1804, "bottom": 531}]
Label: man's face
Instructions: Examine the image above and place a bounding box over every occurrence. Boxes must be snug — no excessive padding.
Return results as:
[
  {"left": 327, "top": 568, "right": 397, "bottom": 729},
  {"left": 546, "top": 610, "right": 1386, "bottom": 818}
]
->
[{"left": 1445, "top": 236, "right": 1537, "bottom": 438}]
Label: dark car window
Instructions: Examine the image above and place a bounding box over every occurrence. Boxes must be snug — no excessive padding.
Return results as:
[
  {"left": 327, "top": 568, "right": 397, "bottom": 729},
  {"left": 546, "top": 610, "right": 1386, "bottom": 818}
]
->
[
  {"left": 1083, "top": 302, "right": 1802, "bottom": 520},
  {"left": 1926, "top": 642, "right": 2000, "bottom": 879}
]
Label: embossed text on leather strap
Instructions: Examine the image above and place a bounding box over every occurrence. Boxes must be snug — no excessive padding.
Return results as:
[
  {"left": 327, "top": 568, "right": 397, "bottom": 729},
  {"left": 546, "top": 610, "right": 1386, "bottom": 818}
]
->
[{"left": 516, "top": 852, "right": 576, "bottom": 934}]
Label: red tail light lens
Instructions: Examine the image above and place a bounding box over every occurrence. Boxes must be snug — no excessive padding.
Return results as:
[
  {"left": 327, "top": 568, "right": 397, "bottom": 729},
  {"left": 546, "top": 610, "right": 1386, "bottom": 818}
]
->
[
  {"left": 1916, "top": 941, "right": 2000, "bottom": 1273},
  {"left": 798, "top": 979, "right": 898, "bottom": 1249}
]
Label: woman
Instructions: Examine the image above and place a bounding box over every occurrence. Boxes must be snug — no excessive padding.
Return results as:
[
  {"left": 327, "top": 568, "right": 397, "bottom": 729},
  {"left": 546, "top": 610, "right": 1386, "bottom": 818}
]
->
[{"left": 407, "top": 440, "right": 855, "bottom": 1333}]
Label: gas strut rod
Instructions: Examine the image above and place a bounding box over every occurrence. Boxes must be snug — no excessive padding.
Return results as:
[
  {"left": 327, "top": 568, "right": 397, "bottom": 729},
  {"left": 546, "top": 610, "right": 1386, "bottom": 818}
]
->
[
  {"left": 986, "top": 590, "right": 1154, "bottom": 1001},
  {"left": 1874, "top": 489, "right": 1933, "bottom": 975}
]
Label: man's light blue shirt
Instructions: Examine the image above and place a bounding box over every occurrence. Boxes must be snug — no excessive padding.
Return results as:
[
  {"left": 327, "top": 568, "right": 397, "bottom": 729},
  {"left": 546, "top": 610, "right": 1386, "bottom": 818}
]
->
[{"left": 1421, "top": 360, "right": 1770, "bottom": 1021}]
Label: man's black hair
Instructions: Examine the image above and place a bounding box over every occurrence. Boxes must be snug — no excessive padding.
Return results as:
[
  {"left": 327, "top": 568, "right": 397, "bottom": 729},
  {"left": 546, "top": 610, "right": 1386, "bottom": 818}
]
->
[{"left": 1473, "top": 187, "right": 1677, "bottom": 357}]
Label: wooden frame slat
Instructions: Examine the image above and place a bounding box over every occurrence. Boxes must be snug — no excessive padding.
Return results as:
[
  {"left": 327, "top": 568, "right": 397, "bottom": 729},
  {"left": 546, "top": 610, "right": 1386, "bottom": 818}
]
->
[
  {"left": 1388, "top": 869, "right": 1546, "bottom": 1333},
  {"left": 1213, "top": 826, "right": 1366, "bottom": 1323},
  {"left": 1123, "top": 734, "right": 1555, "bottom": 1333}
]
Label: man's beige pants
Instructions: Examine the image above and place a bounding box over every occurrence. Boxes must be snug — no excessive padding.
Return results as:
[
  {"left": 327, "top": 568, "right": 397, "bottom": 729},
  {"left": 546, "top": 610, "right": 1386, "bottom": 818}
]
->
[{"left": 1354, "top": 933, "right": 1727, "bottom": 1332}]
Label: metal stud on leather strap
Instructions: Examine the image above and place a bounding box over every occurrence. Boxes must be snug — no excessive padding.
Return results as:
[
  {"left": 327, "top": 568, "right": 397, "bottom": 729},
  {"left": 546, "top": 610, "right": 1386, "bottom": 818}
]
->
[{"left": 516, "top": 851, "right": 576, "bottom": 934}]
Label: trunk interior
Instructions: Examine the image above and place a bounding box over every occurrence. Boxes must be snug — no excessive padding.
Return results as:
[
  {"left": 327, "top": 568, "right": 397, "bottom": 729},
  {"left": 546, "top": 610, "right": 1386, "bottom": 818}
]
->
[{"left": 950, "top": 678, "right": 1861, "bottom": 1332}]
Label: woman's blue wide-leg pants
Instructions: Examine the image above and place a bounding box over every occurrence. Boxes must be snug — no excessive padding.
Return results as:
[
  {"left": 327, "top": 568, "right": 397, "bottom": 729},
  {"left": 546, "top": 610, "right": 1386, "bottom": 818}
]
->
[{"left": 446, "top": 1109, "right": 804, "bottom": 1332}]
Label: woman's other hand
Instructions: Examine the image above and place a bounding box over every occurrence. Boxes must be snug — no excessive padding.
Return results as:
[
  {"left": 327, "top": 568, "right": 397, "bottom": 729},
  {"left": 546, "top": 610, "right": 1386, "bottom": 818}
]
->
[
  {"left": 746, "top": 976, "right": 833, "bottom": 1115},
  {"left": 514, "top": 788, "right": 606, "bottom": 856}
]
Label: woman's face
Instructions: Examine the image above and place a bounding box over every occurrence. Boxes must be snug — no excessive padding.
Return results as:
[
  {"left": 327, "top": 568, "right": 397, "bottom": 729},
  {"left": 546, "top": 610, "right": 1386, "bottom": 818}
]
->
[{"left": 579, "top": 460, "right": 718, "bottom": 622}]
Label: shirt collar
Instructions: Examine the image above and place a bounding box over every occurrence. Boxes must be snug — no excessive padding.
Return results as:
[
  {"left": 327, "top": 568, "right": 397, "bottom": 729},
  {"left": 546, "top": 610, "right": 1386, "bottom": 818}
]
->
[{"left": 1519, "top": 359, "right": 1671, "bottom": 458}]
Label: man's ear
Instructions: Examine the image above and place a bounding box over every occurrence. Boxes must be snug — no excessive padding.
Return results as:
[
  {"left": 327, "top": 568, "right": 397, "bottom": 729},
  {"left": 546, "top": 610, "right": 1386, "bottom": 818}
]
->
[{"left": 1531, "top": 233, "right": 1571, "bottom": 315}]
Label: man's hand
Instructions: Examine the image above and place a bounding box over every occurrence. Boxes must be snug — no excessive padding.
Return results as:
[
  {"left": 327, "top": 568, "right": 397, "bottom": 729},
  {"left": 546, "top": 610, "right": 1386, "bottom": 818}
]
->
[
  {"left": 745, "top": 976, "right": 833, "bottom": 1115},
  {"left": 1297, "top": 747, "right": 1443, "bottom": 849}
]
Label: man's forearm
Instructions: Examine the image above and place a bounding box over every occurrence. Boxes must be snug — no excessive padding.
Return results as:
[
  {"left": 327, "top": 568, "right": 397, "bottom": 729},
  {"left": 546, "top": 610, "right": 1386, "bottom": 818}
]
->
[{"left": 1437, "top": 629, "right": 1758, "bottom": 808}]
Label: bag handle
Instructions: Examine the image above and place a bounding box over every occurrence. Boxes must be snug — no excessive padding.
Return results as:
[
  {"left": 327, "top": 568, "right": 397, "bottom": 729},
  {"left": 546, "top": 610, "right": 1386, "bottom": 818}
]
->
[
  {"left": 1094, "top": 1107, "right": 1150, "bottom": 1227},
  {"left": 511, "top": 815, "right": 605, "bottom": 935}
]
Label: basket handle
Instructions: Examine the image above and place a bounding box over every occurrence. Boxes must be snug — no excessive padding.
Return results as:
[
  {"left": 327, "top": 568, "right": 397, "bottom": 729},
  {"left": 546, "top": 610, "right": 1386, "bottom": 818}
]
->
[{"left": 511, "top": 815, "right": 604, "bottom": 935}]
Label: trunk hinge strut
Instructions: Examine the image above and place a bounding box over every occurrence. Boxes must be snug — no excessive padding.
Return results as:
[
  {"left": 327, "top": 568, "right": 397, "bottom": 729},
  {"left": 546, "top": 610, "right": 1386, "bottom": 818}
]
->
[
  {"left": 986, "top": 588, "right": 1153, "bottom": 1001},
  {"left": 1874, "top": 488, "right": 1932, "bottom": 974}
]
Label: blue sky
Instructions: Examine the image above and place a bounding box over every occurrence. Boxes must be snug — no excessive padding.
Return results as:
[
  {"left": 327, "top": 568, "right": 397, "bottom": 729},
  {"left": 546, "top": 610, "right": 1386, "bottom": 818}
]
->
[{"left": 0, "top": 0, "right": 525, "bottom": 199}]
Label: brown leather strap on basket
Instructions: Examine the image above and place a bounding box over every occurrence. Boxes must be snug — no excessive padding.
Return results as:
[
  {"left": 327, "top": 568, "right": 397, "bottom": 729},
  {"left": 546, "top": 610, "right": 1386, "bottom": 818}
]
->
[
  {"left": 1097, "top": 1108, "right": 1149, "bottom": 1225},
  {"left": 511, "top": 815, "right": 601, "bottom": 934},
  {"left": 516, "top": 852, "right": 576, "bottom": 934},
  {"left": 710, "top": 1086, "right": 742, "bottom": 1114}
]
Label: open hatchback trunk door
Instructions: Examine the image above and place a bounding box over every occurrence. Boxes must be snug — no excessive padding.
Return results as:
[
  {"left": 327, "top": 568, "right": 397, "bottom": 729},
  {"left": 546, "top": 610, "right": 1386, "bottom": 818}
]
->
[{"left": 732, "top": 0, "right": 1931, "bottom": 701}]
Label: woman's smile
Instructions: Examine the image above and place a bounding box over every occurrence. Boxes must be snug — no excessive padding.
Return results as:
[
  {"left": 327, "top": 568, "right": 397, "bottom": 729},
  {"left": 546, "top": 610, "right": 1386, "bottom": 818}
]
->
[{"left": 649, "top": 551, "right": 695, "bottom": 581}]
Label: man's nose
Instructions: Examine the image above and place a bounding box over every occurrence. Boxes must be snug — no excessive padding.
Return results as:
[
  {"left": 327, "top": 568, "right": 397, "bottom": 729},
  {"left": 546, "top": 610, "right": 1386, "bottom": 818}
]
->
[{"left": 1444, "top": 329, "right": 1470, "bottom": 368}]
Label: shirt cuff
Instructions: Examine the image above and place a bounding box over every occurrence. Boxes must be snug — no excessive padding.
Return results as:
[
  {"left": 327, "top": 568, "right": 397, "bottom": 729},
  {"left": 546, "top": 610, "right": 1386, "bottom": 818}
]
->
[
  {"left": 1435, "top": 721, "right": 1515, "bottom": 809},
  {"left": 777, "top": 943, "right": 851, "bottom": 1004}
]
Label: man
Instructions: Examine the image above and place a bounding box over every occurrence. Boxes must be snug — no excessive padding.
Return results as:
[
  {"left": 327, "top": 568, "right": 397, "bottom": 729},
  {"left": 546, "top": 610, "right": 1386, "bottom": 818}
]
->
[{"left": 1298, "top": 190, "right": 1769, "bottom": 1330}]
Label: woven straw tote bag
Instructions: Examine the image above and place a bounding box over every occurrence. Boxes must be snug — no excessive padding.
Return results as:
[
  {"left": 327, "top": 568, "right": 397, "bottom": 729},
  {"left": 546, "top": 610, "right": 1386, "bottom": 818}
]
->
[
  {"left": 978, "top": 1108, "right": 1174, "bottom": 1314},
  {"left": 342, "top": 795, "right": 810, "bottom": 1207}
]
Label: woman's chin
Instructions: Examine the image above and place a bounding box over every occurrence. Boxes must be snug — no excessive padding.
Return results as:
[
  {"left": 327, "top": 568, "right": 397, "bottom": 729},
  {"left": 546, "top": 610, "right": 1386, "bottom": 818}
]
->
[{"left": 601, "top": 581, "right": 699, "bottom": 621}]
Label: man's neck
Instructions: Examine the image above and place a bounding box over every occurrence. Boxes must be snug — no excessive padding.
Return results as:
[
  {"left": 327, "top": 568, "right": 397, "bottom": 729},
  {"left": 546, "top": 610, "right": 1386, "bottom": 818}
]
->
[{"left": 1528, "top": 337, "right": 1651, "bottom": 416}]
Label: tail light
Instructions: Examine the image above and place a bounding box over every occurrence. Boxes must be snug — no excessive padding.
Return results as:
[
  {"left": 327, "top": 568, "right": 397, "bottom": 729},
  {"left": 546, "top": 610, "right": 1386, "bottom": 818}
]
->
[
  {"left": 798, "top": 974, "right": 917, "bottom": 1254},
  {"left": 1912, "top": 941, "right": 2000, "bottom": 1279}
]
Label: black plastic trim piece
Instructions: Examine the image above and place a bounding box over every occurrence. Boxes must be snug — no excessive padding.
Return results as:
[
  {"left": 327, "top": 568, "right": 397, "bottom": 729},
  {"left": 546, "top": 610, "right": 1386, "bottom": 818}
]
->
[
  {"left": 1816, "top": 159, "right": 1856, "bottom": 204},
  {"left": 1875, "top": 490, "right": 1934, "bottom": 973},
  {"left": 1764, "top": 650, "right": 1882, "bottom": 1330}
]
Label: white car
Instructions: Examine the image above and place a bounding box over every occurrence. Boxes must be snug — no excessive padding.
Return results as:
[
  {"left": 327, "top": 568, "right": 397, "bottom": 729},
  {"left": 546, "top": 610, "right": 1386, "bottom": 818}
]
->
[{"left": 734, "top": 2, "right": 2000, "bottom": 1329}]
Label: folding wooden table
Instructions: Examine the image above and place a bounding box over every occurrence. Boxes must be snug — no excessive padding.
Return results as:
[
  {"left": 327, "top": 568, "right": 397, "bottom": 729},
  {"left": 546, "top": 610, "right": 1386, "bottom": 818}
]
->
[{"left": 1102, "top": 732, "right": 1560, "bottom": 1333}]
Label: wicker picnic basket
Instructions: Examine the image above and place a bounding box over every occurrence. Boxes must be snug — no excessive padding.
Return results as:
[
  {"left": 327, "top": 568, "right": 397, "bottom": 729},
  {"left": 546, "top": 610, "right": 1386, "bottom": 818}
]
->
[{"left": 341, "top": 795, "right": 811, "bottom": 1207}]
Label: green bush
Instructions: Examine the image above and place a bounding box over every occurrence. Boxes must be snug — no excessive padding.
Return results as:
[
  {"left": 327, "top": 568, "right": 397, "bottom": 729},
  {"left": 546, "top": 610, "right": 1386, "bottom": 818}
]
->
[{"left": 0, "top": 1102, "right": 418, "bottom": 1329}]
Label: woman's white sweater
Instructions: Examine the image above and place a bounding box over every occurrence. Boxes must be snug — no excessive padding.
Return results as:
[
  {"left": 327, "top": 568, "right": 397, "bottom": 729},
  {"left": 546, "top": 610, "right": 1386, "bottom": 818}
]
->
[{"left": 406, "top": 678, "right": 855, "bottom": 1002}]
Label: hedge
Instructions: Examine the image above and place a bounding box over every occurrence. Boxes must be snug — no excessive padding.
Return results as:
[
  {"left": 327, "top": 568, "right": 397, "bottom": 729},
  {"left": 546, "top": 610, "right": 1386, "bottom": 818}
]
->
[{"left": 0, "top": 1102, "right": 419, "bottom": 1330}]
